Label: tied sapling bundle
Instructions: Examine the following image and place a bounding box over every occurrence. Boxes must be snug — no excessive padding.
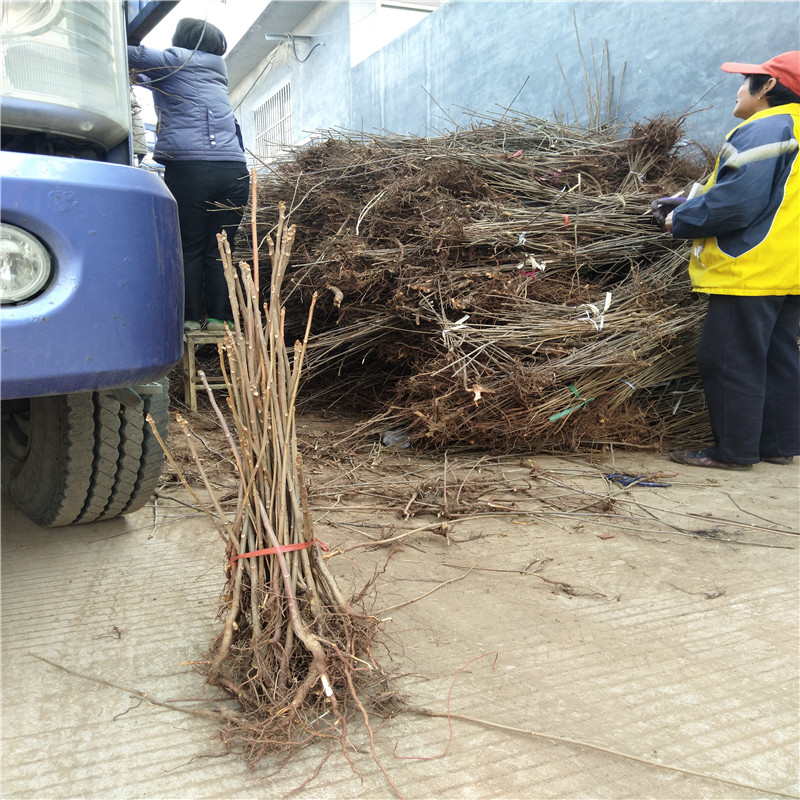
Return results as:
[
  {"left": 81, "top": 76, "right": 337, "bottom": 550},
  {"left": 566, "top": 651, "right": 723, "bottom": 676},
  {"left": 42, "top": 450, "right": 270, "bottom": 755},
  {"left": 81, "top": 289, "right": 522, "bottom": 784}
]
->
[
  {"left": 241, "top": 114, "right": 713, "bottom": 452},
  {"left": 179, "top": 203, "right": 393, "bottom": 771}
]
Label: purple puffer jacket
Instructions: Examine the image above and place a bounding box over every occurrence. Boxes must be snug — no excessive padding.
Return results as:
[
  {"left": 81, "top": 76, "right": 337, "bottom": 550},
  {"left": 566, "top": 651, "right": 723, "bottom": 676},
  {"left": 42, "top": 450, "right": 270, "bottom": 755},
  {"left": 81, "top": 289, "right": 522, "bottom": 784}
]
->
[{"left": 127, "top": 45, "right": 245, "bottom": 165}]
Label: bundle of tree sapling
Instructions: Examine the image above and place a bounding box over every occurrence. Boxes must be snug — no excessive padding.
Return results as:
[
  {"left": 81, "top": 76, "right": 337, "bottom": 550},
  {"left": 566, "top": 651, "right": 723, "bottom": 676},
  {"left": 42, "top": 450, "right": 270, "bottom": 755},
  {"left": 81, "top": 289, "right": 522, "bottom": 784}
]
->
[
  {"left": 236, "top": 114, "right": 713, "bottom": 453},
  {"left": 176, "top": 203, "right": 394, "bottom": 770}
]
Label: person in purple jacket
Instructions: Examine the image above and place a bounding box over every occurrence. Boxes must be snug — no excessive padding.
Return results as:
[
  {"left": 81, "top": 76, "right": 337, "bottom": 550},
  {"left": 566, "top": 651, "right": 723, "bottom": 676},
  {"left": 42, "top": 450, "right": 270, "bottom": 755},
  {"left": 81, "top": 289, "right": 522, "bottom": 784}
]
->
[{"left": 128, "top": 18, "right": 249, "bottom": 332}]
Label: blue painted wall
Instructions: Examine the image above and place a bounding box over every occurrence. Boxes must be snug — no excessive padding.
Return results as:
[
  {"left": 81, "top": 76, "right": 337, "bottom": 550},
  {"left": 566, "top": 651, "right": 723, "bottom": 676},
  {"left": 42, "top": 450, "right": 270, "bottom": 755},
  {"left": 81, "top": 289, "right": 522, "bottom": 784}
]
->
[{"left": 230, "top": 0, "right": 799, "bottom": 154}]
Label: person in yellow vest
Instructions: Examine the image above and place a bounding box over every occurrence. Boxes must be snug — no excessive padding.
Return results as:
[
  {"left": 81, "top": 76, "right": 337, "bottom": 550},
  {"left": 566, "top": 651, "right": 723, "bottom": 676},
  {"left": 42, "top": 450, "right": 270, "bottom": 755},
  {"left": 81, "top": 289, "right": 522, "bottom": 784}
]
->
[{"left": 654, "top": 52, "right": 800, "bottom": 470}]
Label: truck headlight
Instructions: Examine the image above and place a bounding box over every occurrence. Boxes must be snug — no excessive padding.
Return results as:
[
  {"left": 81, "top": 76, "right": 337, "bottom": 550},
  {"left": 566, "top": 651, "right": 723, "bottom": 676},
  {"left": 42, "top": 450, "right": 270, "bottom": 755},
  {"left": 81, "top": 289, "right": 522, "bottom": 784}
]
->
[
  {"left": 0, "top": 223, "right": 52, "bottom": 304},
  {"left": 0, "top": 1, "right": 63, "bottom": 37},
  {"left": 0, "top": 1, "right": 129, "bottom": 150}
]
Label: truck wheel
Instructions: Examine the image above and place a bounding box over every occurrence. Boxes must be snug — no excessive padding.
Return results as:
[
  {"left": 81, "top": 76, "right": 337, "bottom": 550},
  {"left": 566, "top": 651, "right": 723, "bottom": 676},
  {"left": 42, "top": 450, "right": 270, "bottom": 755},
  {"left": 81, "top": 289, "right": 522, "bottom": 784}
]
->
[{"left": 1, "top": 381, "right": 170, "bottom": 527}]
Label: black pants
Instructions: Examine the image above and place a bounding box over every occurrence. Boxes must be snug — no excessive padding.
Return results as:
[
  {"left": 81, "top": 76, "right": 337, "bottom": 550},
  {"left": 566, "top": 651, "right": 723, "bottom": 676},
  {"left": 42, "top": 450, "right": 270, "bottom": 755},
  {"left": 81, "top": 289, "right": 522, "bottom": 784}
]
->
[
  {"left": 164, "top": 161, "right": 250, "bottom": 321},
  {"left": 697, "top": 294, "right": 800, "bottom": 464}
]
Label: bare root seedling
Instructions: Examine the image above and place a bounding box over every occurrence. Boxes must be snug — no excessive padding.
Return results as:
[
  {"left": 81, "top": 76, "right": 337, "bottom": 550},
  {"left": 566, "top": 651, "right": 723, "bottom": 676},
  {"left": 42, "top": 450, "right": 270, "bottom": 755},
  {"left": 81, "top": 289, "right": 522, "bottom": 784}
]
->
[{"left": 169, "top": 205, "right": 400, "bottom": 789}]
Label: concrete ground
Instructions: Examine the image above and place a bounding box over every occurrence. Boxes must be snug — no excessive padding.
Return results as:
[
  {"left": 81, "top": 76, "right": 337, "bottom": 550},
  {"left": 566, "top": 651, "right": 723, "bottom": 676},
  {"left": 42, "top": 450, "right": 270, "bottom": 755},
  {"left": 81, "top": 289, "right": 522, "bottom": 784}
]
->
[{"left": 2, "top": 426, "right": 798, "bottom": 800}]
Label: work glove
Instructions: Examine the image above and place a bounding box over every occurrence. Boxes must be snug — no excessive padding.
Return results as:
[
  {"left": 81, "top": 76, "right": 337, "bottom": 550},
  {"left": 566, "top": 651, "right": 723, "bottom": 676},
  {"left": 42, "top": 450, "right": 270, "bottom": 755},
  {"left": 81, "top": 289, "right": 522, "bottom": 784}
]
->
[{"left": 650, "top": 196, "right": 686, "bottom": 229}]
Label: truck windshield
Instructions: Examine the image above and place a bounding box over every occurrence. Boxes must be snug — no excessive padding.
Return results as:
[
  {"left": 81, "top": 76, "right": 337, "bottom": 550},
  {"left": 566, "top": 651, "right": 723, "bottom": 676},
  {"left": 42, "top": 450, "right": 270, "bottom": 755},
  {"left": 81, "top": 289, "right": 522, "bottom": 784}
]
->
[{"left": 0, "top": 1, "right": 130, "bottom": 151}]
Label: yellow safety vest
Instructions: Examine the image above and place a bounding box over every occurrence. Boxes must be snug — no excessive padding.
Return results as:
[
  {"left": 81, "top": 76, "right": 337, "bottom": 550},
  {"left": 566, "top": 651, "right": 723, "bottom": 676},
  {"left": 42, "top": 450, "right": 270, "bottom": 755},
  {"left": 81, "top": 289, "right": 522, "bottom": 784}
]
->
[{"left": 677, "top": 104, "right": 800, "bottom": 296}]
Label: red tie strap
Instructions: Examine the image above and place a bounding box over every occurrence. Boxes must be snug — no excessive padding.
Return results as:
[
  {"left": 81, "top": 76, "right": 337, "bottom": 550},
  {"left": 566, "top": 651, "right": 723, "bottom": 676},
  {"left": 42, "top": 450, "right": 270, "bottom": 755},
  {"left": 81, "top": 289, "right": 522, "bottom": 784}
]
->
[{"left": 229, "top": 538, "right": 329, "bottom": 570}]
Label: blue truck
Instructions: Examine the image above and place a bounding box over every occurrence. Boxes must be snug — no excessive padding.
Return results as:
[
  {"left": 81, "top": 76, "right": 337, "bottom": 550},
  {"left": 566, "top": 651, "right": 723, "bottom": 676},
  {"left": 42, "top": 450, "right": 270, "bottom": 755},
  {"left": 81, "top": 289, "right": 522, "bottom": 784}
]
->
[{"left": 1, "top": 1, "right": 184, "bottom": 526}]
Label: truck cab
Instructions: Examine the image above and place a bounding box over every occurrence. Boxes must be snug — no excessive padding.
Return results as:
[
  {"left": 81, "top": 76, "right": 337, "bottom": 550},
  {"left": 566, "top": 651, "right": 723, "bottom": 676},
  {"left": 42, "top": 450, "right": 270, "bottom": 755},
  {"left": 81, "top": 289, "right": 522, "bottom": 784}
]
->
[{"left": 1, "top": 1, "right": 184, "bottom": 526}]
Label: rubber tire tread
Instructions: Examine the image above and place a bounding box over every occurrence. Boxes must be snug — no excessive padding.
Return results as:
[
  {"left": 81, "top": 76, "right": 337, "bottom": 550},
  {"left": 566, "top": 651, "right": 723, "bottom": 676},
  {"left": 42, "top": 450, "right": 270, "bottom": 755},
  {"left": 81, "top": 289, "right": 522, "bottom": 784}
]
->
[
  {"left": 6, "top": 384, "right": 169, "bottom": 527},
  {"left": 77, "top": 394, "right": 122, "bottom": 522},
  {"left": 121, "top": 379, "right": 169, "bottom": 516},
  {"left": 95, "top": 396, "right": 145, "bottom": 521},
  {"left": 7, "top": 393, "right": 96, "bottom": 527}
]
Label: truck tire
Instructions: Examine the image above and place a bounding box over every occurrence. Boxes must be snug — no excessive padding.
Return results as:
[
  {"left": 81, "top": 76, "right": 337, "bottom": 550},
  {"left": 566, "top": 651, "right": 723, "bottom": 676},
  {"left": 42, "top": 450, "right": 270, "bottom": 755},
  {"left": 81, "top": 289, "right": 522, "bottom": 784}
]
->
[{"left": 1, "top": 381, "right": 170, "bottom": 527}]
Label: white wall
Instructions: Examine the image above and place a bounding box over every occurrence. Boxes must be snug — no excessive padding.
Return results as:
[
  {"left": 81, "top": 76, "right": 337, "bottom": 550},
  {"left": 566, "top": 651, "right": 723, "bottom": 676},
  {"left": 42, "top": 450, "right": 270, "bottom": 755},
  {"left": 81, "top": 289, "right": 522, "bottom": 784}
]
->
[{"left": 228, "top": 1, "right": 800, "bottom": 154}]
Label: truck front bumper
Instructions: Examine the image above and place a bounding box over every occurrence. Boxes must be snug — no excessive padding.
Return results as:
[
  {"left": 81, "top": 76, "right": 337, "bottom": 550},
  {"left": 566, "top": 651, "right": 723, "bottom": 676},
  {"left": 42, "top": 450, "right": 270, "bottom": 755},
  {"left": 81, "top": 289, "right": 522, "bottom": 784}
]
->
[{"left": 1, "top": 152, "right": 184, "bottom": 400}]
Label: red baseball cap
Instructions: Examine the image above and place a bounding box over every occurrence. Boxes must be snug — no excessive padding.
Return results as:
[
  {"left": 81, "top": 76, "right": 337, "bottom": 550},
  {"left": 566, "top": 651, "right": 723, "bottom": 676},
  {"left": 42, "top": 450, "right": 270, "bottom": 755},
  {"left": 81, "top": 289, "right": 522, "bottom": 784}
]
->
[{"left": 721, "top": 51, "right": 800, "bottom": 97}]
